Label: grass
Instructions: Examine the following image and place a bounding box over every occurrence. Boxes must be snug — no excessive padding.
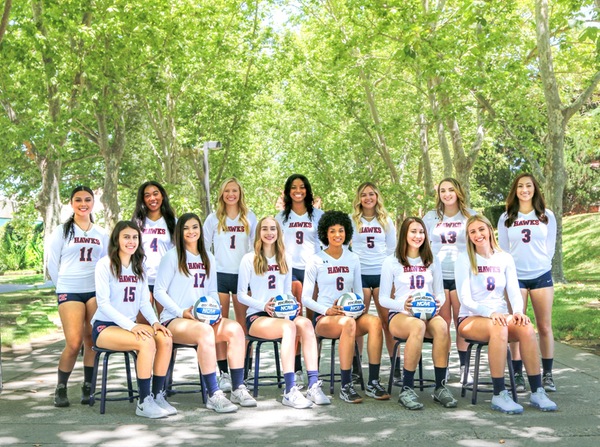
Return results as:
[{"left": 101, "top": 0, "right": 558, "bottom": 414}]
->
[
  {"left": 562, "top": 213, "right": 600, "bottom": 282},
  {"left": 0, "top": 288, "right": 59, "bottom": 347},
  {"left": 0, "top": 272, "right": 45, "bottom": 285}
]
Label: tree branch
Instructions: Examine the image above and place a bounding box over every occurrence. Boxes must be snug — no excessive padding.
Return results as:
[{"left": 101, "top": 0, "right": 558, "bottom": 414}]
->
[{"left": 563, "top": 70, "right": 600, "bottom": 122}]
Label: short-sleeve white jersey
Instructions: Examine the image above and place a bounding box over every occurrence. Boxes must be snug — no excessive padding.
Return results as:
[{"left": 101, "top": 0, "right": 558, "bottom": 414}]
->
[
  {"left": 302, "top": 248, "right": 363, "bottom": 316},
  {"left": 275, "top": 209, "right": 324, "bottom": 270},
  {"left": 92, "top": 256, "right": 157, "bottom": 331},
  {"left": 350, "top": 216, "right": 396, "bottom": 275},
  {"left": 455, "top": 250, "right": 523, "bottom": 318},
  {"left": 379, "top": 255, "right": 445, "bottom": 313},
  {"left": 141, "top": 217, "right": 174, "bottom": 285},
  {"left": 203, "top": 211, "right": 257, "bottom": 274},
  {"left": 46, "top": 223, "right": 108, "bottom": 293},
  {"left": 422, "top": 209, "right": 475, "bottom": 280},
  {"left": 497, "top": 209, "right": 556, "bottom": 280},
  {"left": 237, "top": 253, "right": 293, "bottom": 316},
  {"left": 153, "top": 248, "right": 219, "bottom": 323}
]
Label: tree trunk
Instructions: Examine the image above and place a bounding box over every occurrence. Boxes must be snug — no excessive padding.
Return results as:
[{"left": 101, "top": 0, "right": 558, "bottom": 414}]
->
[
  {"left": 96, "top": 107, "right": 126, "bottom": 231},
  {"left": 418, "top": 113, "right": 435, "bottom": 198},
  {"left": 0, "top": 0, "right": 12, "bottom": 45},
  {"left": 35, "top": 153, "right": 62, "bottom": 278},
  {"left": 427, "top": 78, "right": 453, "bottom": 178}
]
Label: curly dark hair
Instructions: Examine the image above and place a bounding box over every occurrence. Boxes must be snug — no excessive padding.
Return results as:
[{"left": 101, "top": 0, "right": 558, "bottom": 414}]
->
[{"left": 317, "top": 210, "right": 353, "bottom": 246}]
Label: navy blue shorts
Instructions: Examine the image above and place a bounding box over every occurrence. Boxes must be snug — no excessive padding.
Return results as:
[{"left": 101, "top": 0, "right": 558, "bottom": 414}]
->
[
  {"left": 57, "top": 291, "right": 96, "bottom": 305},
  {"left": 456, "top": 316, "right": 468, "bottom": 330},
  {"left": 361, "top": 274, "right": 381, "bottom": 289},
  {"left": 92, "top": 320, "right": 119, "bottom": 346},
  {"left": 246, "top": 311, "right": 270, "bottom": 330},
  {"left": 388, "top": 311, "right": 400, "bottom": 325},
  {"left": 292, "top": 268, "right": 305, "bottom": 283},
  {"left": 443, "top": 279, "right": 456, "bottom": 292},
  {"left": 148, "top": 284, "right": 154, "bottom": 294},
  {"left": 518, "top": 270, "right": 553, "bottom": 290},
  {"left": 217, "top": 272, "right": 238, "bottom": 294}
]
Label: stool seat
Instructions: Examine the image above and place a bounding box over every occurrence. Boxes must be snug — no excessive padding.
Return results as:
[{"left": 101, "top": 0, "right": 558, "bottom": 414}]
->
[
  {"left": 89, "top": 347, "right": 138, "bottom": 414},
  {"left": 165, "top": 343, "right": 206, "bottom": 403},
  {"left": 387, "top": 336, "right": 435, "bottom": 394},
  {"left": 461, "top": 339, "right": 518, "bottom": 405},
  {"left": 317, "top": 336, "right": 365, "bottom": 394},
  {"left": 244, "top": 335, "right": 284, "bottom": 398}
]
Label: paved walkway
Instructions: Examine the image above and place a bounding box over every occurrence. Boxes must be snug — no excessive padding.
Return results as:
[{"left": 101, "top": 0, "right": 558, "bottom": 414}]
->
[{"left": 1, "top": 336, "right": 599, "bottom": 446}]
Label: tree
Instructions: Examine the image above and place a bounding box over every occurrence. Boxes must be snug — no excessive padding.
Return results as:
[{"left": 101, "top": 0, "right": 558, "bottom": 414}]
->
[{"left": 535, "top": 0, "right": 600, "bottom": 281}]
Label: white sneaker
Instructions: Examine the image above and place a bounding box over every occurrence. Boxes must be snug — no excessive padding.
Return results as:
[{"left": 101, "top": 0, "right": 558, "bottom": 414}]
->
[
  {"left": 206, "top": 390, "right": 238, "bottom": 413},
  {"left": 459, "top": 366, "right": 474, "bottom": 385},
  {"left": 230, "top": 385, "right": 257, "bottom": 407},
  {"left": 294, "top": 371, "right": 304, "bottom": 390},
  {"left": 136, "top": 395, "right": 169, "bottom": 418},
  {"left": 154, "top": 390, "right": 177, "bottom": 415},
  {"left": 218, "top": 372, "right": 232, "bottom": 392},
  {"left": 530, "top": 387, "right": 558, "bottom": 411},
  {"left": 283, "top": 385, "right": 313, "bottom": 409},
  {"left": 306, "top": 380, "right": 331, "bottom": 405},
  {"left": 491, "top": 390, "right": 523, "bottom": 414}
]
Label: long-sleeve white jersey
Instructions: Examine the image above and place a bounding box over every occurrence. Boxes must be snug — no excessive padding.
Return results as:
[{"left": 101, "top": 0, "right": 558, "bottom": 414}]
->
[
  {"left": 379, "top": 255, "right": 445, "bottom": 313},
  {"left": 203, "top": 211, "right": 257, "bottom": 274},
  {"left": 302, "top": 248, "right": 363, "bottom": 316},
  {"left": 46, "top": 223, "right": 108, "bottom": 293},
  {"left": 91, "top": 256, "right": 158, "bottom": 331},
  {"left": 455, "top": 251, "right": 523, "bottom": 318},
  {"left": 350, "top": 216, "right": 396, "bottom": 275},
  {"left": 422, "top": 209, "right": 475, "bottom": 280},
  {"left": 497, "top": 209, "right": 556, "bottom": 280},
  {"left": 275, "top": 209, "right": 324, "bottom": 270},
  {"left": 141, "top": 217, "right": 174, "bottom": 286},
  {"left": 153, "top": 248, "right": 219, "bottom": 323},
  {"left": 237, "top": 253, "right": 293, "bottom": 316}
]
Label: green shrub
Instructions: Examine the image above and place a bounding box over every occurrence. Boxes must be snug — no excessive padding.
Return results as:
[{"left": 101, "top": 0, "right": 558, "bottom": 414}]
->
[{"left": 483, "top": 205, "right": 505, "bottom": 229}]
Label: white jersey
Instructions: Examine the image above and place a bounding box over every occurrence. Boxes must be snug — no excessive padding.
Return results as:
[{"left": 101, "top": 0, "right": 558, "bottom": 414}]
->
[
  {"left": 423, "top": 209, "right": 475, "bottom": 280},
  {"left": 46, "top": 223, "right": 108, "bottom": 293},
  {"left": 497, "top": 210, "right": 556, "bottom": 280},
  {"left": 379, "top": 255, "right": 445, "bottom": 313},
  {"left": 203, "top": 211, "right": 257, "bottom": 274},
  {"left": 455, "top": 251, "right": 523, "bottom": 318},
  {"left": 153, "top": 248, "right": 219, "bottom": 323},
  {"left": 302, "top": 248, "right": 362, "bottom": 316},
  {"left": 350, "top": 216, "right": 396, "bottom": 275},
  {"left": 141, "top": 217, "right": 174, "bottom": 285},
  {"left": 276, "top": 209, "right": 324, "bottom": 270},
  {"left": 92, "top": 256, "right": 157, "bottom": 331},
  {"left": 237, "top": 253, "right": 293, "bottom": 316}
]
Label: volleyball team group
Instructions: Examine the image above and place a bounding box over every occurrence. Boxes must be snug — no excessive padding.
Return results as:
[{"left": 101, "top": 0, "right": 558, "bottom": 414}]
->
[{"left": 46, "top": 172, "right": 558, "bottom": 418}]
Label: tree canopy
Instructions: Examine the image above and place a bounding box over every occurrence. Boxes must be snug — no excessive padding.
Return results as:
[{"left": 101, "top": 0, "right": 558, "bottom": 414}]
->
[{"left": 1, "top": 0, "right": 599, "bottom": 279}]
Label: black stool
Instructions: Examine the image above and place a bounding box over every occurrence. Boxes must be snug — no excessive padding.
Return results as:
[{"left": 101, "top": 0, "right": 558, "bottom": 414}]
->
[
  {"left": 317, "top": 337, "right": 365, "bottom": 394},
  {"left": 89, "top": 347, "right": 138, "bottom": 414},
  {"left": 387, "top": 337, "right": 436, "bottom": 394},
  {"left": 165, "top": 343, "right": 206, "bottom": 403},
  {"left": 461, "top": 339, "right": 518, "bottom": 404},
  {"left": 244, "top": 335, "right": 284, "bottom": 398}
]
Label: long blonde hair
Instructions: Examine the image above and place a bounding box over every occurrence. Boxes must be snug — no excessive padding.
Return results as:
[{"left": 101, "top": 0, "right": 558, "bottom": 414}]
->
[
  {"left": 435, "top": 177, "right": 472, "bottom": 219},
  {"left": 465, "top": 215, "right": 501, "bottom": 275},
  {"left": 216, "top": 177, "right": 250, "bottom": 234},
  {"left": 351, "top": 182, "right": 390, "bottom": 232},
  {"left": 253, "top": 217, "right": 289, "bottom": 275}
]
